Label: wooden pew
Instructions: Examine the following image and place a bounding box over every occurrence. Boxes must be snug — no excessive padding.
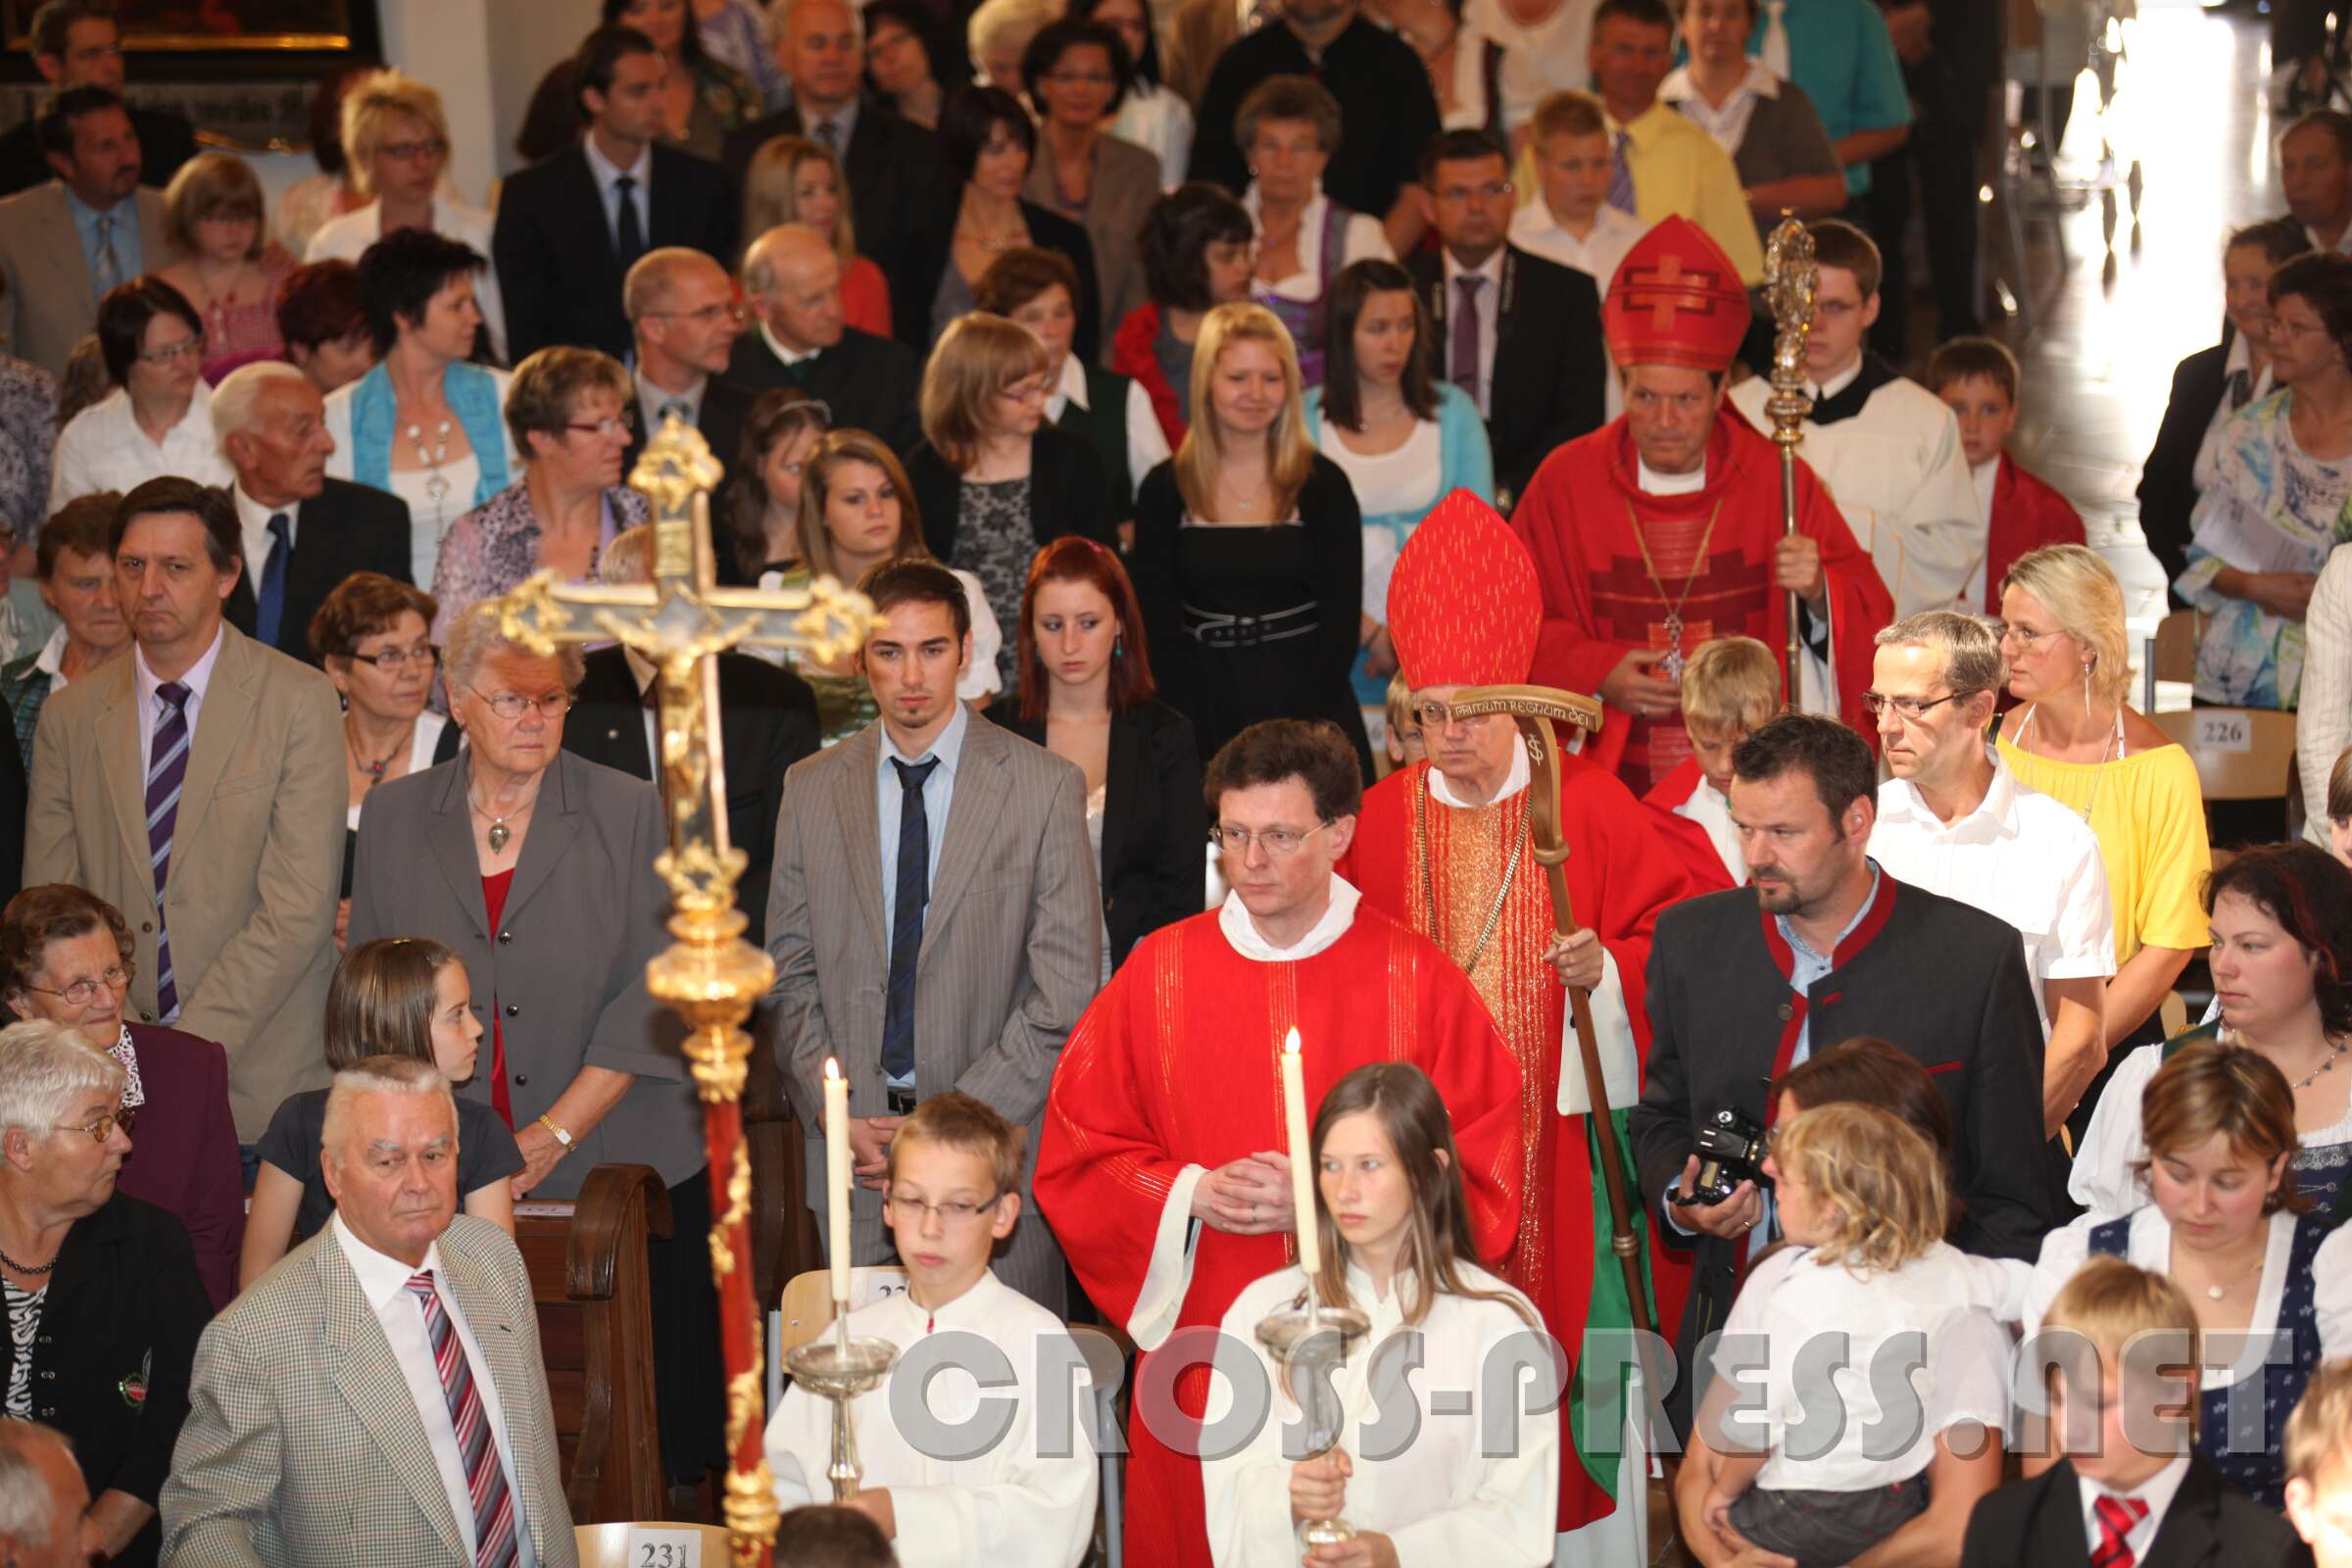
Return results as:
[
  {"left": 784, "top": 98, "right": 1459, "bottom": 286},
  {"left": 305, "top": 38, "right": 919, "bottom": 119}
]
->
[{"left": 514, "top": 1164, "right": 671, "bottom": 1526}]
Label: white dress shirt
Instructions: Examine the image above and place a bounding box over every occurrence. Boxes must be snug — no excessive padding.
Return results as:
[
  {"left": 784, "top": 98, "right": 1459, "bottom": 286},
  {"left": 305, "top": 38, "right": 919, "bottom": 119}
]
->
[
  {"left": 331, "top": 1215, "right": 539, "bottom": 1566},
  {"left": 50, "top": 383, "right": 233, "bottom": 514},
  {"left": 1869, "top": 752, "right": 2116, "bottom": 1034},
  {"left": 1239, "top": 185, "right": 1393, "bottom": 302},
  {"left": 1439, "top": 247, "right": 1506, "bottom": 417},
  {"left": 1670, "top": 766, "right": 1744, "bottom": 885},
  {"left": 583, "top": 134, "right": 653, "bottom": 255},
  {"left": 760, "top": 322, "right": 820, "bottom": 370},
  {"left": 1659, "top": 60, "right": 1783, "bottom": 156},
  {"left": 634, "top": 368, "right": 706, "bottom": 437},
  {"left": 2079, "top": 1455, "right": 2190, "bottom": 1565},
  {"left": 1048, "top": 353, "right": 1169, "bottom": 502},
  {"left": 132, "top": 622, "right": 225, "bottom": 765},
  {"left": 31, "top": 624, "right": 71, "bottom": 693},
  {"left": 1461, "top": 0, "right": 1596, "bottom": 133},
  {"left": 1506, "top": 201, "right": 1642, "bottom": 423},
  {"left": 232, "top": 482, "right": 299, "bottom": 589}
]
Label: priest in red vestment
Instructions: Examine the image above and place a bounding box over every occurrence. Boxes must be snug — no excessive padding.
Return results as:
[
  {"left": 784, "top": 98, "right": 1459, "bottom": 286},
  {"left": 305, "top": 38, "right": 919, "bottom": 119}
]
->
[
  {"left": 1511, "top": 215, "right": 1892, "bottom": 797},
  {"left": 1034, "top": 719, "right": 1525, "bottom": 1568},
  {"left": 1338, "top": 493, "right": 1699, "bottom": 1544}
]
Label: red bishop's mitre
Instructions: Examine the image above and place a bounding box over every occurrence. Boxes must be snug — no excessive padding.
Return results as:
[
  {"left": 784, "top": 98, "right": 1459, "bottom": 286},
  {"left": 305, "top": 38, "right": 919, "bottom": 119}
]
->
[
  {"left": 1385, "top": 489, "right": 1542, "bottom": 689},
  {"left": 1602, "top": 215, "right": 1750, "bottom": 374}
]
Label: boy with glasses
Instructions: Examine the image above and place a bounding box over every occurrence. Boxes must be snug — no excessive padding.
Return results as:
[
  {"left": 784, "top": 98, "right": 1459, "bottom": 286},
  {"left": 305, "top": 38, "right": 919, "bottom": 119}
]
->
[{"left": 764, "top": 1092, "right": 1098, "bottom": 1568}]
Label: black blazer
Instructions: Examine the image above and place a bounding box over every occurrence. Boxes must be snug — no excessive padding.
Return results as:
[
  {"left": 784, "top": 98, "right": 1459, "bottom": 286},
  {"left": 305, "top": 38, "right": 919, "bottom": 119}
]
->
[
  {"left": 1960, "top": 1455, "right": 2315, "bottom": 1568},
  {"left": 493, "top": 143, "right": 737, "bottom": 364},
  {"left": 723, "top": 98, "right": 955, "bottom": 350},
  {"left": 725, "top": 326, "right": 925, "bottom": 456},
  {"left": 2137, "top": 342, "right": 2229, "bottom": 598},
  {"left": 622, "top": 375, "right": 760, "bottom": 485},
  {"left": 1407, "top": 244, "right": 1607, "bottom": 513},
  {"left": 900, "top": 200, "right": 1102, "bottom": 364},
  {"left": 559, "top": 646, "right": 819, "bottom": 946},
  {"left": 0, "top": 106, "right": 197, "bottom": 200},
  {"left": 223, "top": 478, "right": 416, "bottom": 662},
  {"left": 986, "top": 697, "right": 1203, "bottom": 965},
  {"left": 29, "top": 1191, "right": 211, "bottom": 1568},
  {"left": 905, "top": 423, "right": 1112, "bottom": 564}
]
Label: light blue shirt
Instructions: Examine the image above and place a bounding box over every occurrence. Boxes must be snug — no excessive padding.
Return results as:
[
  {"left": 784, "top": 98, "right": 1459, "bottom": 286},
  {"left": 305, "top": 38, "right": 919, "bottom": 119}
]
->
[
  {"left": 64, "top": 185, "right": 141, "bottom": 290},
  {"left": 875, "top": 701, "right": 969, "bottom": 1084},
  {"left": 581, "top": 134, "right": 653, "bottom": 253}
]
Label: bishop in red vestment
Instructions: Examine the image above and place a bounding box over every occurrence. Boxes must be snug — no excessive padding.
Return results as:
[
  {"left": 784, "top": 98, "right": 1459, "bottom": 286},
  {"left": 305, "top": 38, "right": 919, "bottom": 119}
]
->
[
  {"left": 1034, "top": 719, "right": 1524, "bottom": 1568},
  {"left": 1511, "top": 216, "right": 1892, "bottom": 796},
  {"left": 1338, "top": 493, "right": 1699, "bottom": 1538}
]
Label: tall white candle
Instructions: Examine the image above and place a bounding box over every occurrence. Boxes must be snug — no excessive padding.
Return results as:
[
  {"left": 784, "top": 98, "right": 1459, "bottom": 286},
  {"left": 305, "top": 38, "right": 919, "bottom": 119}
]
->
[
  {"left": 1280, "top": 1028, "right": 1321, "bottom": 1274},
  {"left": 824, "top": 1057, "right": 852, "bottom": 1304}
]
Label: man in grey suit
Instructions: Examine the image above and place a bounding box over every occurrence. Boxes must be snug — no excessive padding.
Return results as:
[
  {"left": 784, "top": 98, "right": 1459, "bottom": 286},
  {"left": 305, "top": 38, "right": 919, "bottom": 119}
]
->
[
  {"left": 25, "top": 477, "right": 344, "bottom": 1146},
  {"left": 0, "top": 85, "right": 168, "bottom": 378},
  {"left": 164, "top": 1057, "right": 578, "bottom": 1567},
  {"left": 766, "top": 561, "right": 1102, "bottom": 1313}
]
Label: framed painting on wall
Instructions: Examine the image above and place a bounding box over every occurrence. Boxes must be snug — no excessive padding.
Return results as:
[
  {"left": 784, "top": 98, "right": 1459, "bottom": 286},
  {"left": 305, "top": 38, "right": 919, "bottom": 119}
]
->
[{"left": 2, "top": 0, "right": 379, "bottom": 53}]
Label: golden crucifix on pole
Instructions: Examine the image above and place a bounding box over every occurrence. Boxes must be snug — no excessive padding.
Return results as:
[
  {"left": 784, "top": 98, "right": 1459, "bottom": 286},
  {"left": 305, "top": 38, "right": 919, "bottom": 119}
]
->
[{"left": 485, "top": 416, "right": 875, "bottom": 1567}]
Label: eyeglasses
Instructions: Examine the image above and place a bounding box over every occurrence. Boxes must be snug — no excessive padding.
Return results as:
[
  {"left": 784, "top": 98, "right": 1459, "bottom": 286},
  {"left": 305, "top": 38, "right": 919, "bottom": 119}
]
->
[
  {"left": 379, "top": 137, "right": 450, "bottom": 164},
  {"left": 135, "top": 333, "right": 206, "bottom": 368},
  {"left": 1208, "top": 821, "right": 1334, "bottom": 857},
  {"left": 1861, "top": 689, "right": 1983, "bottom": 720},
  {"left": 1410, "top": 700, "right": 1488, "bottom": 731},
  {"left": 884, "top": 1191, "right": 1002, "bottom": 1224},
  {"left": 564, "top": 409, "right": 638, "bottom": 439},
  {"left": 56, "top": 1107, "right": 135, "bottom": 1144},
  {"left": 341, "top": 642, "right": 439, "bottom": 671},
  {"left": 23, "top": 966, "right": 129, "bottom": 1007},
  {"left": 1434, "top": 179, "right": 1513, "bottom": 203},
  {"left": 1995, "top": 622, "right": 2066, "bottom": 651},
  {"left": 464, "top": 684, "right": 574, "bottom": 721}
]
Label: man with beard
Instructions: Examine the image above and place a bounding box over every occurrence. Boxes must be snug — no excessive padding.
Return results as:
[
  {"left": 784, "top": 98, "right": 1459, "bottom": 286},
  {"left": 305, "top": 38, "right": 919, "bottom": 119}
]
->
[{"left": 1627, "top": 711, "right": 2059, "bottom": 1422}]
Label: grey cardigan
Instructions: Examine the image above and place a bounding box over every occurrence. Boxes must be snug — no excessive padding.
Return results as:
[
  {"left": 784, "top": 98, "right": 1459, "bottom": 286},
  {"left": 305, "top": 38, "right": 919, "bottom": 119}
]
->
[
  {"left": 1025, "top": 130, "right": 1160, "bottom": 362},
  {"left": 347, "top": 749, "right": 698, "bottom": 1195}
]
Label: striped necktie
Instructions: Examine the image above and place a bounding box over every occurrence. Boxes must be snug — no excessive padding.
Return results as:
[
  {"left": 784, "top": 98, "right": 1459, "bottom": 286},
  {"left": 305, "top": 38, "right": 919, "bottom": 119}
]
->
[
  {"left": 2090, "top": 1492, "right": 2148, "bottom": 1568},
  {"left": 405, "top": 1270, "right": 520, "bottom": 1568},
  {"left": 1607, "top": 128, "right": 1638, "bottom": 215},
  {"left": 145, "top": 681, "right": 190, "bottom": 1021}
]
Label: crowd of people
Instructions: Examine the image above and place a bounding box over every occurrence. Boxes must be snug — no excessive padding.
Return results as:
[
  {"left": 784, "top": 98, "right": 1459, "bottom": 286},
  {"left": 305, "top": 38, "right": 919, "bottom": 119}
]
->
[{"left": 0, "top": 0, "right": 2350, "bottom": 1566}]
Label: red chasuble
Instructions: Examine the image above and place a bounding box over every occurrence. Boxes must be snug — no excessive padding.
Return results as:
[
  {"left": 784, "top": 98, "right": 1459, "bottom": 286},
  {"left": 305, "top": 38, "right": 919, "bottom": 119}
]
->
[
  {"left": 1985, "top": 455, "right": 2086, "bottom": 614},
  {"left": 1510, "top": 412, "right": 1890, "bottom": 793},
  {"left": 1341, "top": 757, "right": 1696, "bottom": 1529},
  {"left": 1034, "top": 903, "right": 1525, "bottom": 1568}
]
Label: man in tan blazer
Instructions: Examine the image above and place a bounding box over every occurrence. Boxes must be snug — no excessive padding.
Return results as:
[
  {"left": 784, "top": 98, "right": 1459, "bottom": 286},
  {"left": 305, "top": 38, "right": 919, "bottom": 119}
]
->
[
  {"left": 26, "top": 477, "right": 343, "bottom": 1142},
  {"left": 163, "top": 1058, "right": 579, "bottom": 1567},
  {"left": 0, "top": 85, "right": 168, "bottom": 378},
  {"left": 766, "top": 561, "right": 1102, "bottom": 1313}
]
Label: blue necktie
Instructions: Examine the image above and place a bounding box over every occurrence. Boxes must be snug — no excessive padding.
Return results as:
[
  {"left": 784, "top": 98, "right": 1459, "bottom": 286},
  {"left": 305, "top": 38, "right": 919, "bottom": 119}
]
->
[
  {"left": 881, "top": 757, "right": 939, "bottom": 1081},
  {"left": 255, "top": 513, "right": 290, "bottom": 648}
]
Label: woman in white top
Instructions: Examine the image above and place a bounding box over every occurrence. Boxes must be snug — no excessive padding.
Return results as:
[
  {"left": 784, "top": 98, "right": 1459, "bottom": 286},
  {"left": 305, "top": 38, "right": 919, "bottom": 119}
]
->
[
  {"left": 49, "top": 279, "right": 231, "bottom": 513},
  {"left": 2074, "top": 843, "right": 2352, "bottom": 1222},
  {"left": 305, "top": 70, "right": 508, "bottom": 366},
  {"left": 324, "top": 229, "right": 518, "bottom": 588},
  {"left": 1203, "top": 1061, "right": 1557, "bottom": 1568},
  {"left": 1071, "top": 0, "right": 1194, "bottom": 188},
  {"left": 1236, "top": 76, "right": 1394, "bottom": 388}
]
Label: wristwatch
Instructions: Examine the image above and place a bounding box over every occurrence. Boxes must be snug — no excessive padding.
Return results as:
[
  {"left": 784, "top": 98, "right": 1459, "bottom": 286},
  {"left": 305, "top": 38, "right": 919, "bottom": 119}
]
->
[{"left": 536, "top": 1113, "right": 575, "bottom": 1154}]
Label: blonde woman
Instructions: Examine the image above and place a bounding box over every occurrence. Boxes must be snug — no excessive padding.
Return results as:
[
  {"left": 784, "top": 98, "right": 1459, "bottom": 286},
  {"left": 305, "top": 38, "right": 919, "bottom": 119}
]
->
[
  {"left": 740, "top": 135, "right": 892, "bottom": 338},
  {"left": 785, "top": 428, "right": 1003, "bottom": 742},
  {"left": 155, "top": 153, "right": 291, "bottom": 382},
  {"left": 305, "top": 69, "right": 508, "bottom": 364},
  {"left": 905, "top": 313, "right": 1110, "bottom": 691},
  {"left": 1995, "top": 544, "right": 2211, "bottom": 1082},
  {"left": 1131, "top": 301, "right": 1371, "bottom": 772}
]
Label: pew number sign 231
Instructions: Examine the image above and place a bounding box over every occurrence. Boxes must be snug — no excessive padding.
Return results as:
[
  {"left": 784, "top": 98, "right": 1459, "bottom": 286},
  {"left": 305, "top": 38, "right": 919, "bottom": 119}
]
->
[{"left": 627, "top": 1530, "right": 703, "bottom": 1567}]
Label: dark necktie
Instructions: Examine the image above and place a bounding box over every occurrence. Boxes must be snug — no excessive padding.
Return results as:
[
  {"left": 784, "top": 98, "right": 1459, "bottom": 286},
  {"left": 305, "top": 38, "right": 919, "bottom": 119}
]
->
[
  {"left": 2228, "top": 367, "right": 2253, "bottom": 411},
  {"left": 2090, "top": 1493, "right": 2148, "bottom": 1568},
  {"left": 91, "top": 212, "right": 121, "bottom": 297},
  {"left": 815, "top": 118, "right": 840, "bottom": 152},
  {"left": 881, "top": 757, "right": 939, "bottom": 1081},
  {"left": 405, "top": 1271, "right": 520, "bottom": 1568},
  {"left": 146, "top": 681, "right": 191, "bottom": 1021},
  {"left": 255, "top": 513, "right": 291, "bottom": 649},
  {"left": 613, "top": 173, "right": 646, "bottom": 270},
  {"left": 1451, "top": 275, "right": 1485, "bottom": 404}
]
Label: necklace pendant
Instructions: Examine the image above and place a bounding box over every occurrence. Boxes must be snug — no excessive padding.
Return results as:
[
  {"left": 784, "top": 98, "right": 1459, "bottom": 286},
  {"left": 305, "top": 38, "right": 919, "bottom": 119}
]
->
[
  {"left": 2206, "top": 1283, "right": 2228, "bottom": 1301},
  {"left": 1660, "top": 613, "right": 1686, "bottom": 686},
  {"left": 487, "top": 821, "right": 510, "bottom": 854}
]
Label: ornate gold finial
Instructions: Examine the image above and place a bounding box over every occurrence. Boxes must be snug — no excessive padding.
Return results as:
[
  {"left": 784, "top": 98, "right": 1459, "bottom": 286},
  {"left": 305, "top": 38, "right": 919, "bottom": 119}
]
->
[
  {"left": 630, "top": 411, "right": 726, "bottom": 519},
  {"left": 1762, "top": 216, "right": 1818, "bottom": 452}
]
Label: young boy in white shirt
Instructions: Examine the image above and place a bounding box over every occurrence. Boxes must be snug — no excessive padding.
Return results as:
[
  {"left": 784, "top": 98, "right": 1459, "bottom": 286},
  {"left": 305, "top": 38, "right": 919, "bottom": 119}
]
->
[{"left": 765, "top": 1093, "right": 1098, "bottom": 1568}]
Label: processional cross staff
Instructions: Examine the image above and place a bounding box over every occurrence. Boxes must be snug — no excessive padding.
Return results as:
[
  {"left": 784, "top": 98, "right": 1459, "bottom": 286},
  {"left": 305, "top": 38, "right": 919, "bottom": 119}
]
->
[
  {"left": 486, "top": 415, "right": 875, "bottom": 1567},
  {"left": 1762, "top": 215, "right": 1820, "bottom": 702}
]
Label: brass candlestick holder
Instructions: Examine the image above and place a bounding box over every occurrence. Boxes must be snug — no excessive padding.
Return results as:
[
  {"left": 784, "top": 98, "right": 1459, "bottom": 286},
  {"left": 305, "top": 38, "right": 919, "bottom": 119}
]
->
[
  {"left": 783, "top": 1315, "right": 900, "bottom": 1502},
  {"left": 1255, "top": 1301, "right": 1372, "bottom": 1551}
]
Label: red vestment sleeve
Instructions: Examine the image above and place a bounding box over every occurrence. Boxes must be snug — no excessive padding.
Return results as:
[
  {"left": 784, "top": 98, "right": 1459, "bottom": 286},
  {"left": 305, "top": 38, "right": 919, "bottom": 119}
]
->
[
  {"left": 1639, "top": 759, "right": 1740, "bottom": 894},
  {"left": 1405, "top": 941, "right": 1528, "bottom": 1265},
  {"left": 1985, "top": 456, "right": 2086, "bottom": 613},
  {"left": 1557, "top": 753, "right": 1700, "bottom": 1060}
]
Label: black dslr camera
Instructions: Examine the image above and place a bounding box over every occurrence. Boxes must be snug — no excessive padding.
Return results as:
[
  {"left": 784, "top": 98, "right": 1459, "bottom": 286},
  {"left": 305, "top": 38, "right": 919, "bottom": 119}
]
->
[{"left": 1671, "top": 1106, "right": 1769, "bottom": 1207}]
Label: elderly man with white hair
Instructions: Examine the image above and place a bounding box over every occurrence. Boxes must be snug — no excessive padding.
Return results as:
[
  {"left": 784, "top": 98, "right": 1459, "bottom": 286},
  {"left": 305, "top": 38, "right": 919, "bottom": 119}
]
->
[
  {"left": 726, "top": 223, "right": 924, "bottom": 452},
  {"left": 212, "top": 360, "right": 414, "bottom": 663},
  {"left": 164, "top": 1055, "right": 579, "bottom": 1567},
  {"left": 0, "top": 1421, "right": 103, "bottom": 1568},
  {"left": 0, "top": 1018, "right": 209, "bottom": 1568}
]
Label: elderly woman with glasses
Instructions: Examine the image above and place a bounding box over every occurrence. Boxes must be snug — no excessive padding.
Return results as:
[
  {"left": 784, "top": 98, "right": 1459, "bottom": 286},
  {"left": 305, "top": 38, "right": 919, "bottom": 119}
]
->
[
  {"left": 0, "top": 887, "right": 241, "bottom": 1312},
  {"left": 48, "top": 277, "right": 232, "bottom": 513},
  {"left": 346, "top": 599, "right": 722, "bottom": 1486},
  {"left": 0, "top": 1018, "right": 210, "bottom": 1568},
  {"left": 427, "top": 345, "right": 652, "bottom": 646}
]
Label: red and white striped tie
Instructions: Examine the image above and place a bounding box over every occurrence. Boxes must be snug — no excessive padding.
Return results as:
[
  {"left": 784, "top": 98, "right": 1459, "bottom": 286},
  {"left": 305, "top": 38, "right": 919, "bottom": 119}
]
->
[
  {"left": 2091, "top": 1492, "right": 2148, "bottom": 1568},
  {"left": 406, "top": 1270, "right": 520, "bottom": 1568}
]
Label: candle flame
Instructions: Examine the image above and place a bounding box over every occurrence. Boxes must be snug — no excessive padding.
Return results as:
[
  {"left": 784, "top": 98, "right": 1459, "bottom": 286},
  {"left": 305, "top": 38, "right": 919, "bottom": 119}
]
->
[
  {"left": 824, "top": 1056, "right": 841, "bottom": 1082},
  {"left": 1284, "top": 1027, "right": 1300, "bottom": 1054}
]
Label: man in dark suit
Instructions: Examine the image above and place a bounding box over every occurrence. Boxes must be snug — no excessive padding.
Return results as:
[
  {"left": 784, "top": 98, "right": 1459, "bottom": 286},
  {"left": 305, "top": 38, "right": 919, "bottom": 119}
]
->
[
  {"left": 0, "top": 2, "right": 197, "bottom": 200},
  {"left": 214, "top": 363, "right": 413, "bottom": 663},
  {"left": 721, "top": 0, "right": 953, "bottom": 348},
  {"left": 493, "top": 25, "right": 737, "bottom": 366},
  {"left": 622, "top": 248, "right": 759, "bottom": 477},
  {"left": 1409, "top": 128, "right": 1606, "bottom": 513},
  {"left": 729, "top": 225, "right": 924, "bottom": 455},
  {"left": 1630, "top": 713, "right": 2059, "bottom": 1426},
  {"left": 561, "top": 525, "right": 819, "bottom": 946}
]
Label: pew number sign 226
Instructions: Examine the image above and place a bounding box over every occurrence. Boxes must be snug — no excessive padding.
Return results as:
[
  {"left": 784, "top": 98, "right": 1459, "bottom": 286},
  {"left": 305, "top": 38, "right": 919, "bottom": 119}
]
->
[
  {"left": 627, "top": 1530, "right": 702, "bottom": 1567},
  {"left": 2194, "top": 711, "right": 2253, "bottom": 753}
]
